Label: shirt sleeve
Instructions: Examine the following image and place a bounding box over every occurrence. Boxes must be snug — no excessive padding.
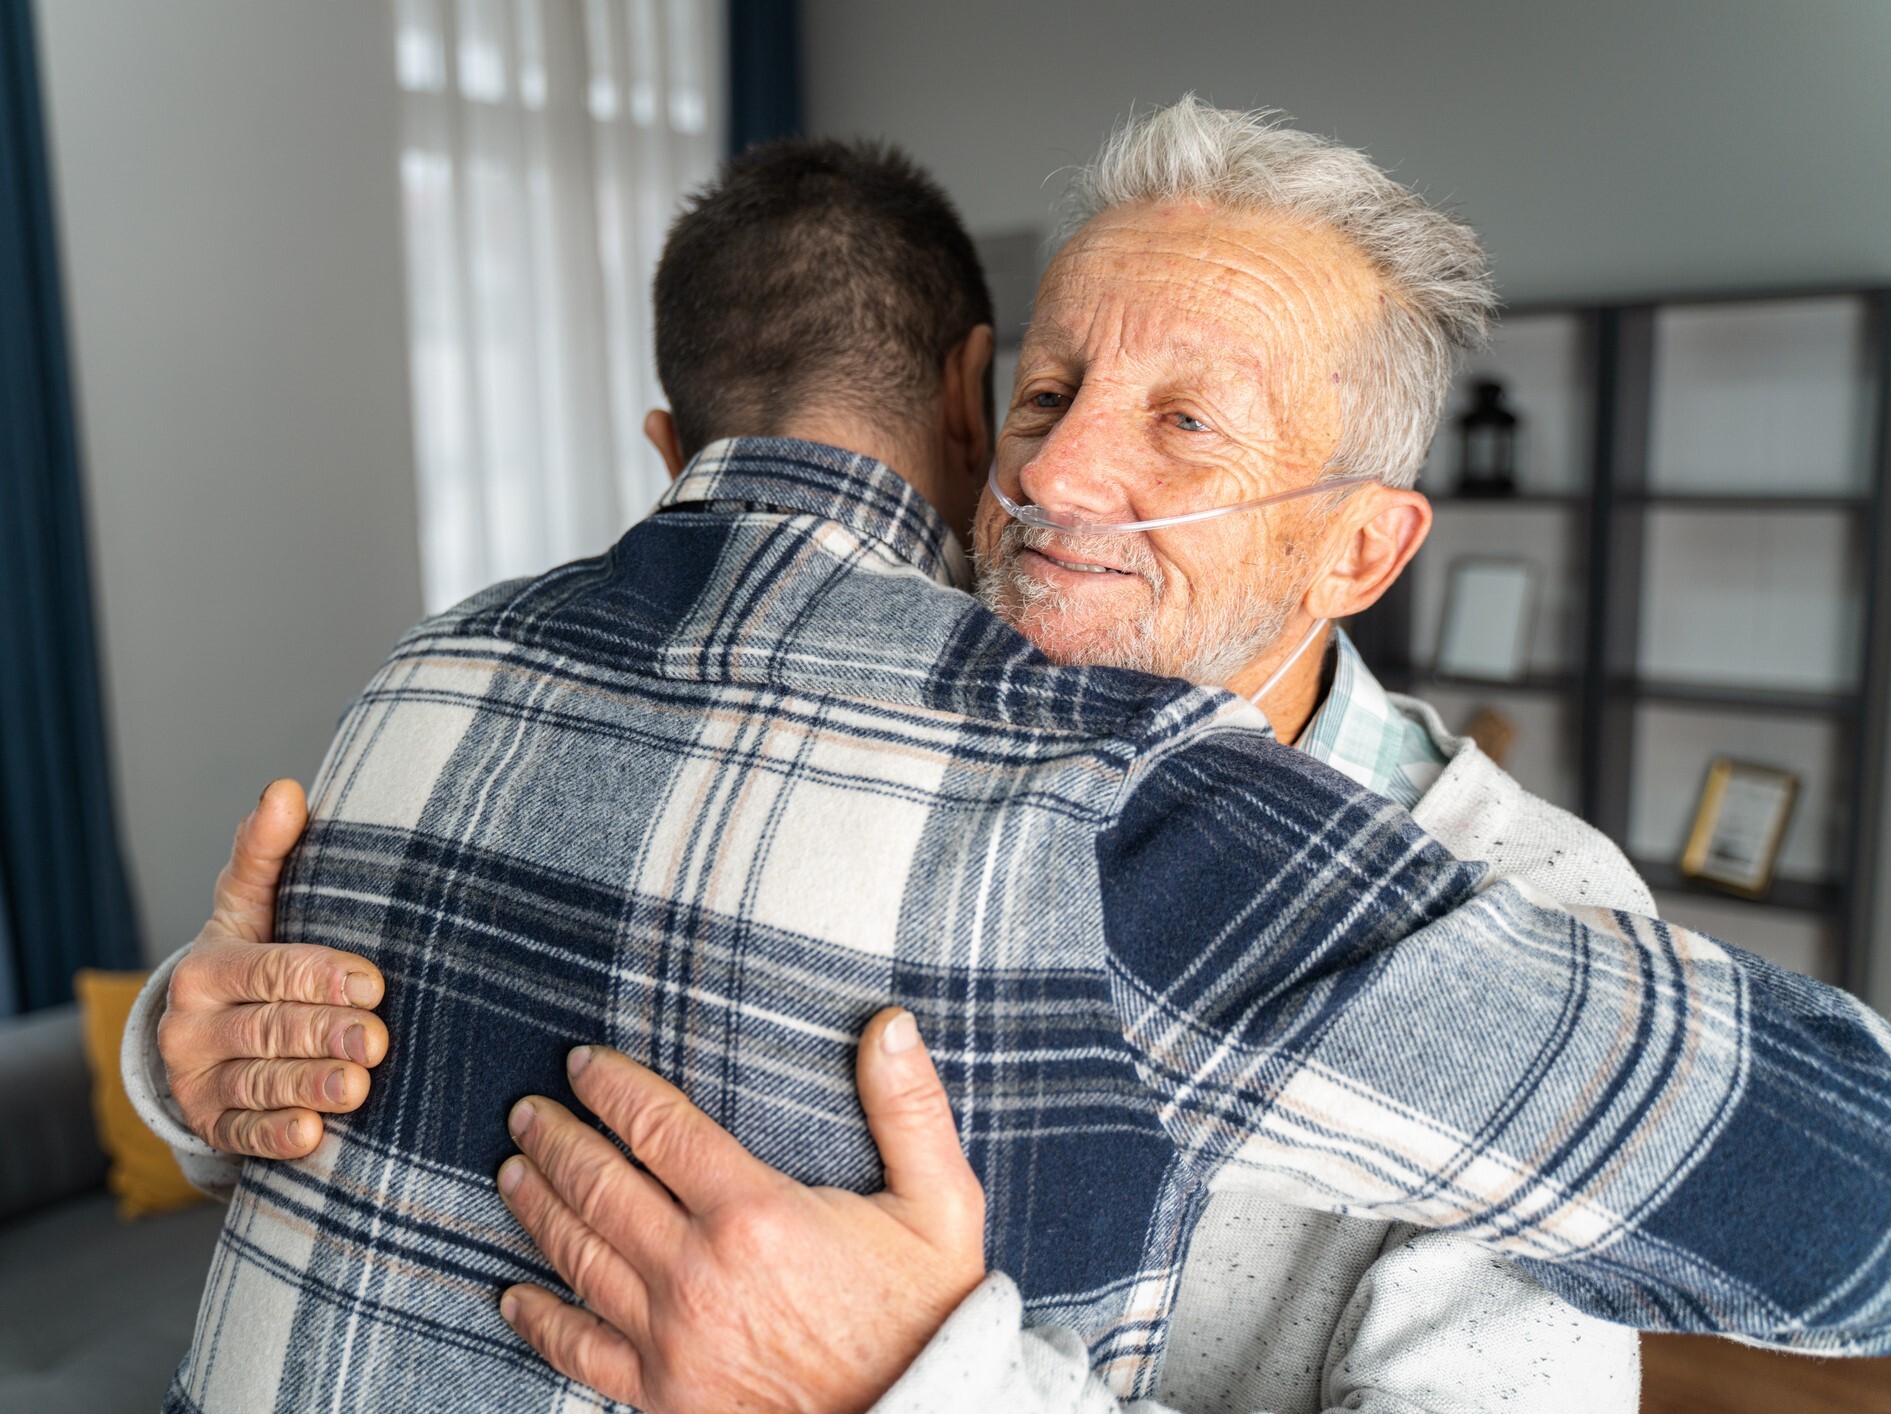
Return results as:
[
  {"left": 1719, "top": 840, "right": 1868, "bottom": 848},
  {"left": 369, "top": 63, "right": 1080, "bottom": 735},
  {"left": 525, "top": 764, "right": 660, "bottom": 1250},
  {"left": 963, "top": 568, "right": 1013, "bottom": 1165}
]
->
[
  {"left": 875, "top": 1239, "right": 1636, "bottom": 1414},
  {"left": 868, "top": 1275, "right": 1175, "bottom": 1414},
  {"left": 1322, "top": 1225, "right": 1639, "bottom": 1413},
  {"left": 1095, "top": 727, "right": 1891, "bottom": 1355},
  {"left": 120, "top": 942, "right": 244, "bottom": 1200}
]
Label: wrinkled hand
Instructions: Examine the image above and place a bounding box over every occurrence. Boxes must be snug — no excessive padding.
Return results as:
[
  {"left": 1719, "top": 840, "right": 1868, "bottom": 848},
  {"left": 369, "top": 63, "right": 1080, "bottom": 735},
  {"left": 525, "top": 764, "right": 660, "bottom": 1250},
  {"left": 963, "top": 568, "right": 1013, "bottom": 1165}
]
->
[
  {"left": 157, "top": 779, "right": 388, "bottom": 1158},
  {"left": 498, "top": 1008, "right": 986, "bottom": 1414}
]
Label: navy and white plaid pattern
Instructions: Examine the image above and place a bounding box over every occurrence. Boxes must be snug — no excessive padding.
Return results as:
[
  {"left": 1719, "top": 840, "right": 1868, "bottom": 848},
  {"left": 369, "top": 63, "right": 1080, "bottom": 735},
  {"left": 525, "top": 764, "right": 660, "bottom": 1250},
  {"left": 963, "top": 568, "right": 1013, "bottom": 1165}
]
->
[{"left": 169, "top": 438, "right": 1891, "bottom": 1412}]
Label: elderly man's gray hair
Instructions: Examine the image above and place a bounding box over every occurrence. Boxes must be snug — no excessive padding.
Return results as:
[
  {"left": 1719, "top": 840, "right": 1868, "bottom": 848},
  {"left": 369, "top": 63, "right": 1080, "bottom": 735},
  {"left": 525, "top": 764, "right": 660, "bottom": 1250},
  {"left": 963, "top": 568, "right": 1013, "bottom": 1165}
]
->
[{"left": 1061, "top": 96, "right": 1497, "bottom": 489}]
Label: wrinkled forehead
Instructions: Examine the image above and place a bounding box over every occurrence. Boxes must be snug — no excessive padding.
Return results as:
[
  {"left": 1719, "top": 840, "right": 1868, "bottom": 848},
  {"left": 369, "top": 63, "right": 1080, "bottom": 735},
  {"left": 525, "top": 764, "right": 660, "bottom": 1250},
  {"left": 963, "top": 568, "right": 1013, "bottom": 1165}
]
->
[
  {"left": 1021, "top": 316, "right": 1273, "bottom": 400},
  {"left": 1030, "top": 201, "right": 1383, "bottom": 381}
]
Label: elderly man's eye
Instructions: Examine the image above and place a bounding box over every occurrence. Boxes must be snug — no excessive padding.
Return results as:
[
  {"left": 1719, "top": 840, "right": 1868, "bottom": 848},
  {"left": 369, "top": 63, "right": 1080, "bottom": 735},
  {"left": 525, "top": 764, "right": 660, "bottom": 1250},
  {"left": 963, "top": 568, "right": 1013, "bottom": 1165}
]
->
[
  {"left": 1029, "top": 391, "right": 1069, "bottom": 411},
  {"left": 1174, "top": 412, "right": 1211, "bottom": 432}
]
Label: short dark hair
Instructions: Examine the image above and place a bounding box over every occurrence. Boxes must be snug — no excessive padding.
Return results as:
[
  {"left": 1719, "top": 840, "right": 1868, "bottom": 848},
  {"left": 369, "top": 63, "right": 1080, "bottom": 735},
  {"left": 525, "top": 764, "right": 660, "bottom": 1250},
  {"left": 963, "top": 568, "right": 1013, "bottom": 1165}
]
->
[{"left": 653, "top": 138, "right": 994, "bottom": 458}]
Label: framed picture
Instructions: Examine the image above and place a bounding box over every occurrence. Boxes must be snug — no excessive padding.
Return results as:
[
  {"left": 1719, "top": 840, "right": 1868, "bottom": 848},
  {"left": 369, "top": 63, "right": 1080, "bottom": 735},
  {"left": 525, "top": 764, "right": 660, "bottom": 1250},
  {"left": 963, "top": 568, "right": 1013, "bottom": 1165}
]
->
[
  {"left": 1435, "top": 558, "right": 1536, "bottom": 682},
  {"left": 1680, "top": 758, "right": 1800, "bottom": 898}
]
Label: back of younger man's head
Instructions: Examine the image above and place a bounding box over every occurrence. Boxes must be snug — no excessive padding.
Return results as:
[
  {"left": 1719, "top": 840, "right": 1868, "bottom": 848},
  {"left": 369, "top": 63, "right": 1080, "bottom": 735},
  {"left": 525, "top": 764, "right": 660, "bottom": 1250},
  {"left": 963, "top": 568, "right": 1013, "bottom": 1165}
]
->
[{"left": 654, "top": 138, "right": 994, "bottom": 459}]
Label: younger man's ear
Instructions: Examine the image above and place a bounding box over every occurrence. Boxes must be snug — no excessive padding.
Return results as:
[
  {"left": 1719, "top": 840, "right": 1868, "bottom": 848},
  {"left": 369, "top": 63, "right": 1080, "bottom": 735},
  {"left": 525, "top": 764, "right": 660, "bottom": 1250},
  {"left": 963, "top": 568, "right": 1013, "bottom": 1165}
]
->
[
  {"left": 1304, "top": 486, "right": 1432, "bottom": 622},
  {"left": 942, "top": 324, "right": 996, "bottom": 479},
  {"left": 643, "top": 409, "right": 687, "bottom": 480}
]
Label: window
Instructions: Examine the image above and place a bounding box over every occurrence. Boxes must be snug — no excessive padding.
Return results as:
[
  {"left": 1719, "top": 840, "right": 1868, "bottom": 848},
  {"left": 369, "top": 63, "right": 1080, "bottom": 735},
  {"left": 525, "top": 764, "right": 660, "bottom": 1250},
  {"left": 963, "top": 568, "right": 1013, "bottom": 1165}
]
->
[{"left": 395, "top": 0, "right": 722, "bottom": 612}]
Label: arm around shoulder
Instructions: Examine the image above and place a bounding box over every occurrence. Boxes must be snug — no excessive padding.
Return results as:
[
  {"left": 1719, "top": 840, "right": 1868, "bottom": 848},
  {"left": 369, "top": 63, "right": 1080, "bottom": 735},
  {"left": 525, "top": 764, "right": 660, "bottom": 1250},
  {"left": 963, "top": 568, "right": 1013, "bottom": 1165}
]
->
[{"left": 1097, "top": 728, "right": 1891, "bottom": 1353}]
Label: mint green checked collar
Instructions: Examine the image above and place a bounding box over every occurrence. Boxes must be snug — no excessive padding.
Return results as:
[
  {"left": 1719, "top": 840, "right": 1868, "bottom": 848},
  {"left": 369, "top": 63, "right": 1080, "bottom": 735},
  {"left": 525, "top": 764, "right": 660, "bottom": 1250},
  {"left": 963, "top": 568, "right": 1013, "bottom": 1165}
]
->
[{"left": 1294, "top": 628, "right": 1447, "bottom": 809}]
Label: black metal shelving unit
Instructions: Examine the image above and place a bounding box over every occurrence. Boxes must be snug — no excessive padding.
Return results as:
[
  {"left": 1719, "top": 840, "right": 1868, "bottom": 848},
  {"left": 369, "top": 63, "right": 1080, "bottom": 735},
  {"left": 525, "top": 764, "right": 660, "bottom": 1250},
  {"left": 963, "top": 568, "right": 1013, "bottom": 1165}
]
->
[{"left": 1353, "top": 287, "right": 1891, "bottom": 998}]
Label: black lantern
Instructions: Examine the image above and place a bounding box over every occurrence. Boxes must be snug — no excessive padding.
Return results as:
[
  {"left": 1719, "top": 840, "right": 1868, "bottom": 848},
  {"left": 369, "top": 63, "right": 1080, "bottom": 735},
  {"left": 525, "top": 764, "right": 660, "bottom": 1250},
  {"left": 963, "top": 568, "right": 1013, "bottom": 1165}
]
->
[{"left": 1456, "top": 380, "right": 1519, "bottom": 497}]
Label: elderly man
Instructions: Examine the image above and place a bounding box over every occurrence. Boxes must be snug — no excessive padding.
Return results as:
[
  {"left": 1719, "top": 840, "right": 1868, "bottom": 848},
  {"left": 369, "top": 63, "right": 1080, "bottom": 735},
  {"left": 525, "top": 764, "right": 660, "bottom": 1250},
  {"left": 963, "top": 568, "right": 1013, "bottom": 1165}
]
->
[{"left": 132, "top": 106, "right": 1891, "bottom": 1414}]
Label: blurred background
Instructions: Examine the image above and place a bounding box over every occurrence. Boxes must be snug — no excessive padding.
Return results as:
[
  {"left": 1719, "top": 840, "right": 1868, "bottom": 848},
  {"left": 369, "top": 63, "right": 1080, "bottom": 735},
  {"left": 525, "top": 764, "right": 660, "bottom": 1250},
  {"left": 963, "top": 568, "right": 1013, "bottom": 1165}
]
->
[
  {"left": 23, "top": 0, "right": 1891, "bottom": 1008},
  {"left": 3, "top": 3, "right": 1890, "bottom": 1407}
]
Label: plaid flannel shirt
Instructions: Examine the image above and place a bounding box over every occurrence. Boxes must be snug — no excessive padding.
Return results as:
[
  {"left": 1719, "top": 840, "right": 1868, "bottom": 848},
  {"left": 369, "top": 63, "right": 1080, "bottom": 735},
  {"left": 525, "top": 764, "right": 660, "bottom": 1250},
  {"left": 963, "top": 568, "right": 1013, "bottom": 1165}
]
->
[{"left": 169, "top": 438, "right": 1891, "bottom": 1413}]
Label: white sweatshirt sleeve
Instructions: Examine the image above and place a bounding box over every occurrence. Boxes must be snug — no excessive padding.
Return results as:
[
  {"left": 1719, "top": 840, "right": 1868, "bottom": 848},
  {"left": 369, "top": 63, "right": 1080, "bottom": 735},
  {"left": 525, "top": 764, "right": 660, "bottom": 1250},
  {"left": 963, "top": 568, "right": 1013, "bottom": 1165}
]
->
[
  {"left": 120, "top": 943, "right": 244, "bottom": 1200},
  {"left": 873, "top": 1231, "right": 1639, "bottom": 1414},
  {"left": 1321, "top": 1224, "right": 1639, "bottom": 1414},
  {"left": 869, "top": 1274, "right": 1175, "bottom": 1414}
]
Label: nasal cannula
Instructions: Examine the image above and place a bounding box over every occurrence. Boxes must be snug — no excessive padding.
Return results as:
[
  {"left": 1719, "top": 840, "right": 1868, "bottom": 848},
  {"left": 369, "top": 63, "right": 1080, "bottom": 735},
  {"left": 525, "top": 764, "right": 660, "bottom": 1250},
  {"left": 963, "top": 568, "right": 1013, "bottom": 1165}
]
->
[{"left": 985, "top": 463, "right": 1359, "bottom": 710}]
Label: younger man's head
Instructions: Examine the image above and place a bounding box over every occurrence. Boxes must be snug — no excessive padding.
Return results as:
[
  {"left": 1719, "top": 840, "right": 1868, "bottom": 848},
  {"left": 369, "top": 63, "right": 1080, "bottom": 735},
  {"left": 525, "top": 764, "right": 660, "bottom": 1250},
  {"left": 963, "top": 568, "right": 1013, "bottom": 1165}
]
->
[{"left": 648, "top": 138, "right": 996, "bottom": 541}]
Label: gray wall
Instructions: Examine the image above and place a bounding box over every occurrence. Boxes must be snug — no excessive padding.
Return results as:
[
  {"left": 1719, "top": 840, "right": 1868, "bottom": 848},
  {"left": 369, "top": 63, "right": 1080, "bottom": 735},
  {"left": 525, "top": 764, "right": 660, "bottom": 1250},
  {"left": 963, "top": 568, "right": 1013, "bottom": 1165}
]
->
[
  {"left": 804, "top": 0, "right": 1891, "bottom": 302},
  {"left": 36, "top": 1, "right": 421, "bottom": 960}
]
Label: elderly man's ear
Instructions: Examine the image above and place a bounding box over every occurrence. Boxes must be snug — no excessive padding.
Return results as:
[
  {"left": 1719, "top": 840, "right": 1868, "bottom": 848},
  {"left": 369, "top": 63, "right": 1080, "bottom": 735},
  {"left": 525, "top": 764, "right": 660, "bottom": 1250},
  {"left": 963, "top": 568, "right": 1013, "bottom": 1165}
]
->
[{"left": 1303, "top": 486, "right": 1433, "bottom": 621}]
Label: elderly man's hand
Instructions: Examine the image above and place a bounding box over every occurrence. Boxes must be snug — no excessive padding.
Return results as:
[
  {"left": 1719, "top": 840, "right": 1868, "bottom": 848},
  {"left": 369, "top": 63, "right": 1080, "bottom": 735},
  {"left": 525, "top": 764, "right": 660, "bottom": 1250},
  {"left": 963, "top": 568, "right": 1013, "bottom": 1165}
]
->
[
  {"left": 156, "top": 779, "right": 388, "bottom": 1157},
  {"left": 497, "top": 1010, "right": 986, "bottom": 1414}
]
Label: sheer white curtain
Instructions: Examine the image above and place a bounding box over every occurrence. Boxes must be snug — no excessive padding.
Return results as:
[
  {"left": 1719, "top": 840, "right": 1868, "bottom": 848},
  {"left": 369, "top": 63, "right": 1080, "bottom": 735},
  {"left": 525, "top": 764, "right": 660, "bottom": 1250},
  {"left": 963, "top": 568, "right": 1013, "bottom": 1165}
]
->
[{"left": 395, "top": 0, "right": 723, "bottom": 613}]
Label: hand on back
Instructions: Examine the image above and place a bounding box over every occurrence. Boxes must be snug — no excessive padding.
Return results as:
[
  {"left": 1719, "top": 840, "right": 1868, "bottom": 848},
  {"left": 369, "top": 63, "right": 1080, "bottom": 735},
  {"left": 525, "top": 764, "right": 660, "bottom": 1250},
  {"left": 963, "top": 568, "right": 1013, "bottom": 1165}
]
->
[
  {"left": 157, "top": 780, "right": 388, "bottom": 1157},
  {"left": 157, "top": 784, "right": 987, "bottom": 1413},
  {"left": 495, "top": 1009, "right": 987, "bottom": 1414}
]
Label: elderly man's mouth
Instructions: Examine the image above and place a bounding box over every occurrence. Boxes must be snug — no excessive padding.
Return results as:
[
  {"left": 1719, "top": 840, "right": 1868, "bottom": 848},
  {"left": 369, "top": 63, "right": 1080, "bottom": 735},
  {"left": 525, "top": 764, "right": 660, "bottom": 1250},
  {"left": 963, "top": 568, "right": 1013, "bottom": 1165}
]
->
[{"left": 1022, "top": 546, "right": 1135, "bottom": 579}]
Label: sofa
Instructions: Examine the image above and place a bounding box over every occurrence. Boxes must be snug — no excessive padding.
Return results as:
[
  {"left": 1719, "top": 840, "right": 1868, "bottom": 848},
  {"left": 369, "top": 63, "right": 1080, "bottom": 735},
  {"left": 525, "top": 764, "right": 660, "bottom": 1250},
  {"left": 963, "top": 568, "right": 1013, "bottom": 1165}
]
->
[{"left": 0, "top": 1003, "right": 223, "bottom": 1412}]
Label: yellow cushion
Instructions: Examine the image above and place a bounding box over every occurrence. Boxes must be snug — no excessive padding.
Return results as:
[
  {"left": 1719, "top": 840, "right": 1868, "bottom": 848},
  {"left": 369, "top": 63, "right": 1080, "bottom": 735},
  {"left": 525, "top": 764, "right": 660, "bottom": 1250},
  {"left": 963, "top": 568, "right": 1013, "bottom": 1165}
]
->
[{"left": 73, "top": 968, "right": 206, "bottom": 1219}]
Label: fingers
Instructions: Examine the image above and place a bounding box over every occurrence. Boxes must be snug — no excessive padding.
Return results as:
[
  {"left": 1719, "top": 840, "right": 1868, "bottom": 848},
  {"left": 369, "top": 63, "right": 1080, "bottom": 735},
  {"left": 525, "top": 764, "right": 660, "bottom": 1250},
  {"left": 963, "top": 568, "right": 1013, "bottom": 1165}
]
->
[
  {"left": 210, "top": 780, "right": 310, "bottom": 943},
  {"left": 202, "top": 1056, "right": 371, "bottom": 1116},
  {"left": 176, "top": 1054, "right": 364, "bottom": 1158},
  {"left": 505, "top": 1094, "right": 685, "bottom": 1264},
  {"left": 564, "top": 1046, "right": 779, "bottom": 1214},
  {"left": 177, "top": 938, "right": 383, "bottom": 1011},
  {"left": 856, "top": 1009, "right": 983, "bottom": 1240},
  {"left": 195, "top": 1000, "right": 388, "bottom": 1068},
  {"left": 499, "top": 1284, "right": 644, "bottom": 1407},
  {"left": 496, "top": 1154, "right": 652, "bottom": 1347},
  {"left": 210, "top": 1106, "right": 325, "bottom": 1160}
]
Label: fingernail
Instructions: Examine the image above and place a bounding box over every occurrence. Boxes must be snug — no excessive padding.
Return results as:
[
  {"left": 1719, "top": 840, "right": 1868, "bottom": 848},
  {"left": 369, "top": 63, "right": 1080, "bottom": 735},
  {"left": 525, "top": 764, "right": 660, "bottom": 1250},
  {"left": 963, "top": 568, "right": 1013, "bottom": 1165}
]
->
[
  {"left": 567, "top": 1045, "right": 593, "bottom": 1078},
  {"left": 882, "top": 1010, "right": 921, "bottom": 1054},
  {"left": 287, "top": 1116, "right": 310, "bottom": 1149},
  {"left": 344, "top": 973, "right": 377, "bottom": 1007},
  {"left": 508, "top": 1099, "right": 535, "bottom": 1140},
  {"left": 259, "top": 783, "right": 272, "bottom": 806},
  {"left": 498, "top": 1155, "right": 525, "bottom": 1197},
  {"left": 344, "top": 1024, "right": 367, "bottom": 1065},
  {"left": 499, "top": 1290, "right": 520, "bottom": 1324},
  {"left": 325, "top": 1068, "right": 349, "bottom": 1104}
]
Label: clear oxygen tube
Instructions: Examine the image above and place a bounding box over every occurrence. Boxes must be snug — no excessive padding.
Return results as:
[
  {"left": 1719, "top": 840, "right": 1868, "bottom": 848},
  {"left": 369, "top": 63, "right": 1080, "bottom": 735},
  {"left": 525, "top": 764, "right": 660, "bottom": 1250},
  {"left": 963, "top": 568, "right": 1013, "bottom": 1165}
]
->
[
  {"left": 1250, "top": 616, "right": 1328, "bottom": 708},
  {"left": 984, "top": 463, "right": 1374, "bottom": 536}
]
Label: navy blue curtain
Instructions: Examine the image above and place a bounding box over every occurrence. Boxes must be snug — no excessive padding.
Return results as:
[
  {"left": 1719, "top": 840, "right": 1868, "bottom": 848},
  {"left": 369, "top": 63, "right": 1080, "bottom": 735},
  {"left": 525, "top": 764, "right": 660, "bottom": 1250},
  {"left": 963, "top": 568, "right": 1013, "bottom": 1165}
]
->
[
  {"left": 727, "top": 0, "right": 802, "bottom": 155},
  {"left": 0, "top": 0, "right": 142, "bottom": 1013}
]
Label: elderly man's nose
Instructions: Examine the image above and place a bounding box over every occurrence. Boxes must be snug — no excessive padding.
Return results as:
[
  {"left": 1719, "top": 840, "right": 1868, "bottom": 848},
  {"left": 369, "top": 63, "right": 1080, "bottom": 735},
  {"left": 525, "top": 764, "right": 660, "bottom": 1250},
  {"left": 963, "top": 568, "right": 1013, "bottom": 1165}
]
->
[{"left": 1019, "top": 408, "right": 1132, "bottom": 514}]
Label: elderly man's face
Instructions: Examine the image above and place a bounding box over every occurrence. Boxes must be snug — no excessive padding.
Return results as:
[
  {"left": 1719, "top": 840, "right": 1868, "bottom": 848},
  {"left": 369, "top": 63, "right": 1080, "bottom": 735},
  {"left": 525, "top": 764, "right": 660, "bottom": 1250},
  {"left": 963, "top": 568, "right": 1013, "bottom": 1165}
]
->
[{"left": 974, "top": 202, "right": 1383, "bottom": 682}]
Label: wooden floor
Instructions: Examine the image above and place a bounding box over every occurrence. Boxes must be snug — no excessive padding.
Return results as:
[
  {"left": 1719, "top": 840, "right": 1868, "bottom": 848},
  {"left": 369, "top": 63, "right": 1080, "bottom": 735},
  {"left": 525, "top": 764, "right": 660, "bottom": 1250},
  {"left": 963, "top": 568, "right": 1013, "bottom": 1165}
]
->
[{"left": 1641, "top": 1335, "right": 1891, "bottom": 1413}]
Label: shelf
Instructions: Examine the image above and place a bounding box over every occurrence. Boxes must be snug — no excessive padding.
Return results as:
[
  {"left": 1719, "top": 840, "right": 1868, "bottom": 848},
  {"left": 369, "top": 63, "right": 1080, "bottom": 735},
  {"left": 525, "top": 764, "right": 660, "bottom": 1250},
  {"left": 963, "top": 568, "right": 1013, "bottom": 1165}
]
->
[
  {"left": 1636, "top": 859, "right": 1842, "bottom": 916},
  {"left": 1423, "top": 491, "right": 1585, "bottom": 507},
  {"left": 1421, "top": 491, "right": 1872, "bottom": 512},
  {"left": 1428, "top": 670, "right": 1579, "bottom": 696},
  {"left": 1623, "top": 492, "right": 1870, "bottom": 512},
  {"left": 1381, "top": 668, "right": 1580, "bottom": 698},
  {"left": 1357, "top": 286, "right": 1889, "bottom": 993},
  {"left": 1613, "top": 678, "right": 1858, "bottom": 717}
]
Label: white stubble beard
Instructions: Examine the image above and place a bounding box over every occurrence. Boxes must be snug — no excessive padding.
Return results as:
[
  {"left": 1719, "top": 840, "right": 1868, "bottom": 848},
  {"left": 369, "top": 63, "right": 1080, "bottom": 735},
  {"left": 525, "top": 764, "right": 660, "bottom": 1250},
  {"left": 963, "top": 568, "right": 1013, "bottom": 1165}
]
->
[{"left": 973, "top": 521, "right": 1310, "bottom": 686}]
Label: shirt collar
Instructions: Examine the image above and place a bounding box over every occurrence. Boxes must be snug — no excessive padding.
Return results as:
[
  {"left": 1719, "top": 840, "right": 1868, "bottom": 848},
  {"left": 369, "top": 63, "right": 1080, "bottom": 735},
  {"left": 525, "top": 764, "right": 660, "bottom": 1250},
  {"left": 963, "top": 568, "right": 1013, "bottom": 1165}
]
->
[
  {"left": 1294, "top": 627, "right": 1447, "bottom": 809},
  {"left": 657, "top": 436, "right": 970, "bottom": 589}
]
